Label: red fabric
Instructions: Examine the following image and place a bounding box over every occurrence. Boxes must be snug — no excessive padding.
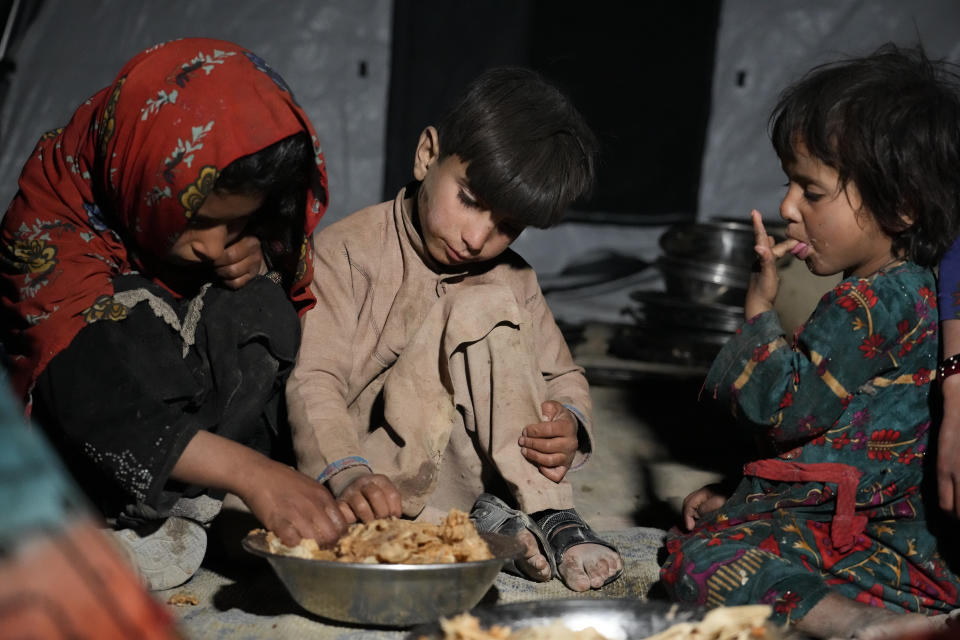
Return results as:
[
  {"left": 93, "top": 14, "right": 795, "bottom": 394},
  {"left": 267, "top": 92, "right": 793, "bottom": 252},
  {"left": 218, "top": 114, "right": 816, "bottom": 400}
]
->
[
  {"left": 743, "top": 459, "right": 867, "bottom": 552},
  {"left": 0, "top": 38, "right": 328, "bottom": 405}
]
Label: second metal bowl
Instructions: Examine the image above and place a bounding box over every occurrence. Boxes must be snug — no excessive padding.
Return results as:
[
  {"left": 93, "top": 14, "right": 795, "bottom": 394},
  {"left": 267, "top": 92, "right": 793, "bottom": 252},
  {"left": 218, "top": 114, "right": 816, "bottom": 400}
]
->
[{"left": 655, "top": 255, "right": 751, "bottom": 307}]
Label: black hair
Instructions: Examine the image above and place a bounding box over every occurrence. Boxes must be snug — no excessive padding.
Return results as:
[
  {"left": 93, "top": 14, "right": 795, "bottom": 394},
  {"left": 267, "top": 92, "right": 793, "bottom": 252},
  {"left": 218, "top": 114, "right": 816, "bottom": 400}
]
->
[
  {"left": 770, "top": 43, "right": 960, "bottom": 267},
  {"left": 435, "top": 66, "right": 598, "bottom": 229},
  {"left": 215, "top": 132, "right": 314, "bottom": 284}
]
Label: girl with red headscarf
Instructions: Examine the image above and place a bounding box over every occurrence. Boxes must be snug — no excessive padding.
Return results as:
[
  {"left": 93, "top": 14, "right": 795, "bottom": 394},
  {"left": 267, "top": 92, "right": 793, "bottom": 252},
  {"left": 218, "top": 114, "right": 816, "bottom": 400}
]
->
[{"left": 0, "top": 38, "right": 347, "bottom": 588}]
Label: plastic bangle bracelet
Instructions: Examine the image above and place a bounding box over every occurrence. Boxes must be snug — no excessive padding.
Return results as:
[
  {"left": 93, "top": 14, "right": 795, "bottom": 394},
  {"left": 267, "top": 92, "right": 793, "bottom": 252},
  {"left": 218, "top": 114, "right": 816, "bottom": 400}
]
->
[{"left": 939, "top": 354, "right": 960, "bottom": 384}]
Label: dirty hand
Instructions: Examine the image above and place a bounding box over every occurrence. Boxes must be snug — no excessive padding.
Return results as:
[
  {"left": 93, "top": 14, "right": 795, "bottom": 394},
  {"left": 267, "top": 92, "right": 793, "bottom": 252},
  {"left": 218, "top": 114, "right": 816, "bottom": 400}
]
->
[
  {"left": 338, "top": 472, "right": 404, "bottom": 523},
  {"left": 520, "top": 400, "right": 578, "bottom": 483},
  {"left": 681, "top": 483, "right": 728, "bottom": 531},
  {"left": 745, "top": 209, "right": 797, "bottom": 320},
  {"left": 215, "top": 235, "right": 263, "bottom": 289},
  {"left": 239, "top": 459, "right": 350, "bottom": 547}
]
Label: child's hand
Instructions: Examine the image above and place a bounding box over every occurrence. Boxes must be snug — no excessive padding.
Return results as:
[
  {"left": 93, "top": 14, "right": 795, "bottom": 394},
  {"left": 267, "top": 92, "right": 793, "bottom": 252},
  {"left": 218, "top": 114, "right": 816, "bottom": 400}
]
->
[
  {"left": 214, "top": 235, "right": 264, "bottom": 289},
  {"left": 681, "top": 483, "right": 728, "bottom": 531},
  {"left": 520, "top": 400, "right": 578, "bottom": 483},
  {"left": 239, "top": 461, "right": 351, "bottom": 548},
  {"left": 745, "top": 209, "right": 797, "bottom": 320},
  {"left": 338, "top": 473, "right": 404, "bottom": 523},
  {"left": 170, "top": 430, "right": 348, "bottom": 548}
]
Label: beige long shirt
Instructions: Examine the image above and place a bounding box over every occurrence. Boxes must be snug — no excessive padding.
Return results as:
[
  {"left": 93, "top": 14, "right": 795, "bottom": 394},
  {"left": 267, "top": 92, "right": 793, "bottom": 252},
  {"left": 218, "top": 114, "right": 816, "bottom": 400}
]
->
[{"left": 287, "top": 187, "right": 593, "bottom": 510}]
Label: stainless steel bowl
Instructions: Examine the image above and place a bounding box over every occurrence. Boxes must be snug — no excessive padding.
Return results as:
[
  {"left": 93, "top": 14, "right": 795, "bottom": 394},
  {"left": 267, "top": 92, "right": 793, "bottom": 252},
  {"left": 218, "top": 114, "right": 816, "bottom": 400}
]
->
[
  {"left": 628, "top": 290, "right": 744, "bottom": 334},
  {"left": 609, "top": 322, "right": 731, "bottom": 369},
  {"left": 242, "top": 529, "right": 522, "bottom": 627},
  {"left": 656, "top": 255, "right": 750, "bottom": 306},
  {"left": 659, "top": 219, "right": 788, "bottom": 270},
  {"left": 409, "top": 599, "right": 707, "bottom": 640},
  {"left": 619, "top": 292, "right": 742, "bottom": 367}
]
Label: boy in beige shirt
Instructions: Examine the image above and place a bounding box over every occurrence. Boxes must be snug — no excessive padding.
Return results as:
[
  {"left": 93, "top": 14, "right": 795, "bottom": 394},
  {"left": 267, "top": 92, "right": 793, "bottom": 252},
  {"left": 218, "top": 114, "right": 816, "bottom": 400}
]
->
[{"left": 287, "top": 67, "right": 622, "bottom": 591}]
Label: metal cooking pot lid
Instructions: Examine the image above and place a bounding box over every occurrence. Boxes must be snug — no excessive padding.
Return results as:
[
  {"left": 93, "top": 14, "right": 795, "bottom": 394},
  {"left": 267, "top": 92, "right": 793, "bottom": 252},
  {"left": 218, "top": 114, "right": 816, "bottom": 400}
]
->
[
  {"left": 655, "top": 255, "right": 752, "bottom": 287},
  {"left": 628, "top": 290, "right": 744, "bottom": 333},
  {"left": 629, "top": 290, "right": 744, "bottom": 315}
]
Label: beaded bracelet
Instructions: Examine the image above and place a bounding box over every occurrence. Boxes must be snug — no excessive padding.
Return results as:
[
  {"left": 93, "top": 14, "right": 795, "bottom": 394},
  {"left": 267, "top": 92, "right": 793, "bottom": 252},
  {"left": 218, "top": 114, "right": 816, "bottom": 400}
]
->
[{"left": 938, "top": 354, "right": 960, "bottom": 384}]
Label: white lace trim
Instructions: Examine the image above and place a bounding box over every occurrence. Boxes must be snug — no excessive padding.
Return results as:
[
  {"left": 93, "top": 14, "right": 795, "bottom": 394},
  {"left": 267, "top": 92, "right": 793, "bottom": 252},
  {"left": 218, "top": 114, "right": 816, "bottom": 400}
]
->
[{"left": 111, "top": 283, "right": 212, "bottom": 358}]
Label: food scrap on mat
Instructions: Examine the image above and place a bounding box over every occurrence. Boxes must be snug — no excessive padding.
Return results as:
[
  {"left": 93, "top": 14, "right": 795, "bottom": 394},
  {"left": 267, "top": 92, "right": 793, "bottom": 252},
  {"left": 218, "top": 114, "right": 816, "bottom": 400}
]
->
[{"left": 166, "top": 593, "right": 199, "bottom": 607}]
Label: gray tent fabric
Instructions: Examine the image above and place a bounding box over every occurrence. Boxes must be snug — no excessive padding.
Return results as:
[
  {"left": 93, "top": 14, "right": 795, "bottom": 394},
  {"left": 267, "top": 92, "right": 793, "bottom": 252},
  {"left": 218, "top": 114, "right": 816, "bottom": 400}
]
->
[
  {"left": 0, "top": 0, "right": 391, "bottom": 229},
  {"left": 698, "top": 0, "right": 960, "bottom": 225}
]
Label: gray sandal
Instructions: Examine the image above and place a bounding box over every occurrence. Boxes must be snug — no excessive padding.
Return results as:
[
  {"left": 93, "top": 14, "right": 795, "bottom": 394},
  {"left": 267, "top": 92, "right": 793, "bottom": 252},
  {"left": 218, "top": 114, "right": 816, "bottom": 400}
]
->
[
  {"left": 534, "top": 508, "right": 623, "bottom": 588},
  {"left": 469, "top": 493, "right": 556, "bottom": 580}
]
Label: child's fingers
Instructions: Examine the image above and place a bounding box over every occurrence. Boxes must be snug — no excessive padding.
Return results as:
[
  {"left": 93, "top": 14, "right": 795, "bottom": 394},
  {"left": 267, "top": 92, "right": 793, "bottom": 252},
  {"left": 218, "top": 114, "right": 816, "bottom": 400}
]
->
[
  {"left": 752, "top": 244, "right": 778, "bottom": 278},
  {"left": 215, "top": 235, "right": 261, "bottom": 267},
  {"left": 750, "top": 210, "right": 781, "bottom": 278},
  {"left": 521, "top": 405, "right": 578, "bottom": 468},
  {"left": 750, "top": 209, "right": 771, "bottom": 247},
  {"left": 539, "top": 400, "right": 564, "bottom": 421},
  {"left": 769, "top": 237, "right": 799, "bottom": 260},
  {"left": 350, "top": 496, "right": 377, "bottom": 523},
  {"left": 383, "top": 481, "right": 404, "bottom": 517},
  {"left": 750, "top": 209, "right": 799, "bottom": 260},
  {"left": 313, "top": 508, "right": 346, "bottom": 543},
  {"left": 337, "top": 500, "right": 357, "bottom": 524},
  {"left": 520, "top": 433, "right": 574, "bottom": 454},
  {"left": 681, "top": 491, "right": 703, "bottom": 531},
  {"left": 538, "top": 465, "right": 568, "bottom": 483},
  {"left": 365, "top": 492, "right": 393, "bottom": 520},
  {"left": 522, "top": 448, "right": 569, "bottom": 467},
  {"left": 273, "top": 519, "right": 302, "bottom": 547},
  {"left": 522, "top": 420, "right": 571, "bottom": 440},
  {"left": 360, "top": 475, "right": 403, "bottom": 518}
]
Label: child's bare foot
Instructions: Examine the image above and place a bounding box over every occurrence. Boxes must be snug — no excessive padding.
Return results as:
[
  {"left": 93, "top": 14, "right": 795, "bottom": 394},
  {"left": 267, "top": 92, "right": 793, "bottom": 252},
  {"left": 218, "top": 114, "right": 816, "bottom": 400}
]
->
[
  {"left": 795, "top": 592, "right": 959, "bottom": 639},
  {"left": 535, "top": 509, "right": 623, "bottom": 592},
  {"left": 555, "top": 539, "right": 624, "bottom": 591},
  {"left": 470, "top": 493, "right": 556, "bottom": 582},
  {"left": 514, "top": 528, "right": 552, "bottom": 582}
]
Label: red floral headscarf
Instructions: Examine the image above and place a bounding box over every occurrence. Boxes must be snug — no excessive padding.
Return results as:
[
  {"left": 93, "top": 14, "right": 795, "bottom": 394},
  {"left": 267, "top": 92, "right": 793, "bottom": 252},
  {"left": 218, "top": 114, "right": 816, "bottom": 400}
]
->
[{"left": 0, "top": 38, "right": 329, "bottom": 406}]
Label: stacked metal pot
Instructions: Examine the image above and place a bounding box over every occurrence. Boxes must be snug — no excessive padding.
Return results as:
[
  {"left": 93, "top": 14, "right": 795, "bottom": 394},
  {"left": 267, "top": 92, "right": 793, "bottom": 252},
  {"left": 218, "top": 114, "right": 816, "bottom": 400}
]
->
[
  {"left": 618, "top": 217, "right": 784, "bottom": 368},
  {"left": 656, "top": 218, "right": 759, "bottom": 307}
]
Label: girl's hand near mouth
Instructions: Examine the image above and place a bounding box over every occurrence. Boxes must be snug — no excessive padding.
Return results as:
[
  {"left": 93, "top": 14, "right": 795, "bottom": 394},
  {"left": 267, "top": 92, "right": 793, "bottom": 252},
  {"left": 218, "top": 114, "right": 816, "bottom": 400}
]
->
[{"left": 745, "top": 209, "right": 797, "bottom": 320}]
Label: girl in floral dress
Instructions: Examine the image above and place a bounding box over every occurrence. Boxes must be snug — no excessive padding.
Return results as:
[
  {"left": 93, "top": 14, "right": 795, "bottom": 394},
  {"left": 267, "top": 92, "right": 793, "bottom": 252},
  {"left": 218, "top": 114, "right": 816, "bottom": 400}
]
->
[{"left": 661, "top": 44, "right": 960, "bottom": 639}]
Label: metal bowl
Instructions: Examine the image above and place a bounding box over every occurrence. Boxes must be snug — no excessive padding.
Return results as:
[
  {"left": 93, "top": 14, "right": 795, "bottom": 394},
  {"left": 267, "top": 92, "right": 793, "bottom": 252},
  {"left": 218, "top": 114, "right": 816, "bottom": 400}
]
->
[
  {"left": 659, "top": 219, "right": 788, "bottom": 270},
  {"left": 409, "top": 598, "right": 707, "bottom": 640},
  {"left": 242, "top": 529, "right": 522, "bottom": 627},
  {"left": 609, "top": 323, "right": 730, "bottom": 369},
  {"left": 627, "top": 290, "right": 744, "bottom": 334},
  {"left": 656, "top": 255, "right": 751, "bottom": 306},
  {"left": 709, "top": 215, "right": 787, "bottom": 234}
]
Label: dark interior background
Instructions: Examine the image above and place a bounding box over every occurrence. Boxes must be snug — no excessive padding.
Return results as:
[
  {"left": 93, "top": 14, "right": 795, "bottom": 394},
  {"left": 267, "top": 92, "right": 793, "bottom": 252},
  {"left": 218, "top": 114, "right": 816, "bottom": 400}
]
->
[{"left": 384, "top": 0, "right": 721, "bottom": 224}]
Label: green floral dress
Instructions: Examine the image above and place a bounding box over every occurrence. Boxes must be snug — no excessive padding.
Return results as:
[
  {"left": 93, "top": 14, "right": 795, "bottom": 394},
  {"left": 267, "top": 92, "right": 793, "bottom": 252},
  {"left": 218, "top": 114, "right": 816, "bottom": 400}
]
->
[{"left": 660, "top": 262, "right": 960, "bottom": 624}]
